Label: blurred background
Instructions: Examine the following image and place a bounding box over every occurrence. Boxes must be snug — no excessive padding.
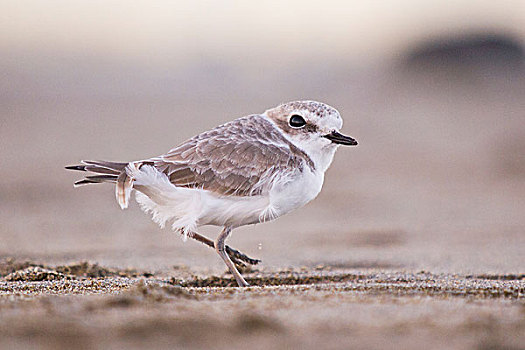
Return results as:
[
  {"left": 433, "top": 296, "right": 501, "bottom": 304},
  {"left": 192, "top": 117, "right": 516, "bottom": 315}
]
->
[{"left": 1, "top": 0, "right": 524, "bottom": 275}]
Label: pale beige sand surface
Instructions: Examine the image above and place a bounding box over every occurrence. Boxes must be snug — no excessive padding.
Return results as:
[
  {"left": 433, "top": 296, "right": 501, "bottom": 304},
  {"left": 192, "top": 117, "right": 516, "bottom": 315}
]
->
[{"left": 0, "top": 262, "right": 524, "bottom": 350}]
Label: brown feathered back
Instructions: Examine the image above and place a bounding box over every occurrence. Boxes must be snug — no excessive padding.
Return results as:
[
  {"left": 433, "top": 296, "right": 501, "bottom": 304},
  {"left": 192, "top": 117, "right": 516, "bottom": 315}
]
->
[{"left": 66, "top": 114, "right": 316, "bottom": 206}]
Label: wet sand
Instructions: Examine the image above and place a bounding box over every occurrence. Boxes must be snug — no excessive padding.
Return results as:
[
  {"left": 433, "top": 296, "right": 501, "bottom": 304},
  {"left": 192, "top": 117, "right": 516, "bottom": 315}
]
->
[{"left": 1, "top": 259, "right": 524, "bottom": 350}]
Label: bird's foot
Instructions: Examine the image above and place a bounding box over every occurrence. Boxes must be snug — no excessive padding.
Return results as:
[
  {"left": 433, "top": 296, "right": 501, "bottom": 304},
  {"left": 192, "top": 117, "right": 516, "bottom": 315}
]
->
[
  {"left": 187, "top": 230, "right": 261, "bottom": 266},
  {"left": 226, "top": 245, "right": 261, "bottom": 266}
]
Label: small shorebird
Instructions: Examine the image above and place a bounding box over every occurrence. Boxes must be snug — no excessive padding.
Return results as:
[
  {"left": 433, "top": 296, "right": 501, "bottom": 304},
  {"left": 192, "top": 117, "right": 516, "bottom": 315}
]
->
[{"left": 67, "top": 101, "right": 357, "bottom": 287}]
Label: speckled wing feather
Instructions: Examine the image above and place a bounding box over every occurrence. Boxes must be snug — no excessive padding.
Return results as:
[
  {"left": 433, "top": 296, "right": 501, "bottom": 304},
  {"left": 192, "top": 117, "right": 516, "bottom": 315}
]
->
[{"left": 153, "top": 115, "right": 314, "bottom": 197}]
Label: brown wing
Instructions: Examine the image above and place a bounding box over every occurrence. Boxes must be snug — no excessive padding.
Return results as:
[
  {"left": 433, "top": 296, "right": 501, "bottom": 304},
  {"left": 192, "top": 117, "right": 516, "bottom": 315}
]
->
[{"left": 152, "top": 115, "right": 314, "bottom": 196}]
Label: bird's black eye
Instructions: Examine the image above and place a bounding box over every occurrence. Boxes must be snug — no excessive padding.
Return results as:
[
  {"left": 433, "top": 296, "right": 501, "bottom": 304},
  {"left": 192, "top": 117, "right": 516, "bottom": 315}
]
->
[{"left": 289, "top": 114, "right": 306, "bottom": 128}]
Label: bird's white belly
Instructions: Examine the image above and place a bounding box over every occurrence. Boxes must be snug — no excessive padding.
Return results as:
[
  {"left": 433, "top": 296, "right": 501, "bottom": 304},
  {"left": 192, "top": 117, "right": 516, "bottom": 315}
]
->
[{"left": 198, "top": 194, "right": 272, "bottom": 227}]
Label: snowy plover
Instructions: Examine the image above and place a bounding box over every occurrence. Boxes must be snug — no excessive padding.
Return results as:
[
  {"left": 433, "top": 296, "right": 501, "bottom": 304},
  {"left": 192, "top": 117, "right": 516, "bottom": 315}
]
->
[{"left": 67, "top": 101, "right": 357, "bottom": 287}]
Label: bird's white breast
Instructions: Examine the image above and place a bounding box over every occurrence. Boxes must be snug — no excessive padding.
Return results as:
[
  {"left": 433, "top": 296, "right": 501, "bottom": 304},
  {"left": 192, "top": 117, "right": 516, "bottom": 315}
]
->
[{"left": 268, "top": 167, "right": 324, "bottom": 218}]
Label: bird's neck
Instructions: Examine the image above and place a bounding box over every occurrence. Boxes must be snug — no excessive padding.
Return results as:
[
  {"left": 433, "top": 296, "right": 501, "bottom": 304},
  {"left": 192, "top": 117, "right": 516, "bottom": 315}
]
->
[{"left": 301, "top": 142, "right": 338, "bottom": 174}]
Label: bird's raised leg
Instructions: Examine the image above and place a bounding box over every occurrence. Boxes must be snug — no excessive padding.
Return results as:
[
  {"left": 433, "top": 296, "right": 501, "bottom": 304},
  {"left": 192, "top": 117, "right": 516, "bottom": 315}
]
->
[
  {"left": 186, "top": 230, "right": 260, "bottom": 266},
  {"left": 215, "top": 226, "right": 250, "bottom": 287}
]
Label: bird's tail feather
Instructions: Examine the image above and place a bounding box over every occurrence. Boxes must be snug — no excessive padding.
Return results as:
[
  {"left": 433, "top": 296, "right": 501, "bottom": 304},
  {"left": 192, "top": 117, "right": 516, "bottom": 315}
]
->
[{"left": 66, "top": 160, "right": 136, "bottom": 209}]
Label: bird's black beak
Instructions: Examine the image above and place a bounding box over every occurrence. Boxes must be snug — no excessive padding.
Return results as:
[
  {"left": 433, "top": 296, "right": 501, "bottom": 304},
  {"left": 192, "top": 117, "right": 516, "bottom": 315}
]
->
[{"left": 323, "top": 131, "right": 358, "bottom": 146}]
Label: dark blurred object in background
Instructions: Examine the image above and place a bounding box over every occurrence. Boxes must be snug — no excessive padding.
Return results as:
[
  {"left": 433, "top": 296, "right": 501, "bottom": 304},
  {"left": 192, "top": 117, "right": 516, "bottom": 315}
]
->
[{"left": 403, "top": 33, "right": 524, "bottom": 73}]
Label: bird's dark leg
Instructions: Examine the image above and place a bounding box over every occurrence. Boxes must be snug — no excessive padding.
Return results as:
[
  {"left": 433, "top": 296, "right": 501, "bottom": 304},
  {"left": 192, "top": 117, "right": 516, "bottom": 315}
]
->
[{"left": 186, "top": 231, "right": 261, "bottom": 266}]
